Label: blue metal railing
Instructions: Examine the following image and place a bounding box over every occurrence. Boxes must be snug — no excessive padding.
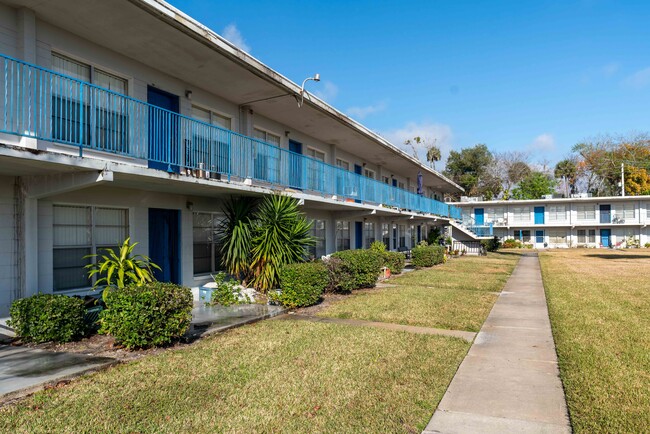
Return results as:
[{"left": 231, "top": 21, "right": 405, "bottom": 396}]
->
[
  {"left": 458, "top": 214, "right": 493, "bottom": 237},
  {"left": 0, "top": 52, "right": 461, "bottom": 219}
]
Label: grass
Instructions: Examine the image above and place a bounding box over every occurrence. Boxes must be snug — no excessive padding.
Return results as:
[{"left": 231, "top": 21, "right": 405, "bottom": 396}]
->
[
  {"left": 0, "top": 320, "right": 470, "bottom": 433},
  {"left": 539, "top": 249, "right": 650, "bottom": 433},
  {"left": 318, "top": 252, "right": 521, "bottom": 332}
]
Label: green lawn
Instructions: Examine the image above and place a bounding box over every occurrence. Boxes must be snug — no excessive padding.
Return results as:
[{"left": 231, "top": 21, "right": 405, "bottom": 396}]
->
[
  {"left": 0, "top": 320, "right": 469, "bottom": 433},
  {"left": 319, "top": 252, "right": 521, "bottom": 332},
  {"left": 540, "top": 249, "right": 650, "bottom": 433}
]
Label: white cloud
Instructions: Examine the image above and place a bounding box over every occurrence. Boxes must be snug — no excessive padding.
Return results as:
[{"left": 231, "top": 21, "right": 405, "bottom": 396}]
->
[
  {"left": 622, "top": 67, "right": 650, "bottom": 89},
  {"left": 527, "top": 133, "right": 556, "bottom": 154},
  {"left": 222, "top": 24, "right": 251, "bottom": 52},
  {"left": 346, "top": 101, "right": 388, "bottom": 119},
  {"left": 382, "top": 121, "right": 454, "bottom": 167},
  {"left": 313, "top": 81, "right": 338, "bottom": 102}
]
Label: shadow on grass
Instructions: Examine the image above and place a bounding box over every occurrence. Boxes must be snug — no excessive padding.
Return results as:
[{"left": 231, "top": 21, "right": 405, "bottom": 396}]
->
[{"left": 585, "top": 253, "right": 650, "bottom": 260}]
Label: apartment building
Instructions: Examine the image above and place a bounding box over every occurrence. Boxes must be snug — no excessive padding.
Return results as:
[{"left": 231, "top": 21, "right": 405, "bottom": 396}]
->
[
  {"left": 0, "top": 0, "right": 463, "bottom": 315},
  {"left": 455, "top": 195, "right": 650, "bottom": 248}
]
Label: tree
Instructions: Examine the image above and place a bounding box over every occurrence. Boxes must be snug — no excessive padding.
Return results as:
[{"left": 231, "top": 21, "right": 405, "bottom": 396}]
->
[
  {"left": 572, "top": 133, "right": 650, "bottom": 196},
  {"left": 404, "top": 136, "right": 442, "bottom": 169},
  {"left": 554, "top": 158, "right": 579, "bottom": 196},
  {"left": 492, "top": 152, "right": 531, "bottom": 199},
  {"left": 511, "top": 171, "right": 557, "bottom": 200},
  {"left": 443, "top": 144, "right": 494, "bottom": 197}
]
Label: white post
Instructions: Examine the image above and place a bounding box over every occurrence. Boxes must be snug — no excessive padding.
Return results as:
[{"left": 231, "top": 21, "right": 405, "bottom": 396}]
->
[{"left": 621, "top": 163, "right": 625, "bottom": 197}]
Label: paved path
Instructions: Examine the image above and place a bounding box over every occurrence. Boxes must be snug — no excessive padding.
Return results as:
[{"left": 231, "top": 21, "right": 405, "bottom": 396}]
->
[
  {"left": 275, "top": 314, "right": 476, "bottom": 342},
  {"left": 424, "top": 252, "right": 571, "bottom": 434}
]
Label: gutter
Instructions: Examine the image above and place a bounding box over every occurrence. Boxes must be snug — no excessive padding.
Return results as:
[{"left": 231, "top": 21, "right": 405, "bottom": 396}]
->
[{"left": 128, "top": 0, "right": 464, "bottom": 194}]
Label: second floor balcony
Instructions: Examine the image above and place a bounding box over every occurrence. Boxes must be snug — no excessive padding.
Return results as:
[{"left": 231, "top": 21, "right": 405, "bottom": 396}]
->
[{"left": 0, "top": 53, "right": 462, "bottom": 220}]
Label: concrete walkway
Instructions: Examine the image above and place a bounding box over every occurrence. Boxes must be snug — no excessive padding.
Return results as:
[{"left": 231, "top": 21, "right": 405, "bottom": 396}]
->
[{"left": 424, "top": 252, "right": 571, "bottom": 434}]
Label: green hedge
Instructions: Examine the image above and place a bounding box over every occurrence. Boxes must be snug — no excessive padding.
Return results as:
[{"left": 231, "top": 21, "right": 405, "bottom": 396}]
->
[
  {"left": 8, "top": 293, "right": 86, "bottom": 343},
  {"left": 100, "top": 283, "right": 193, "bottom": 349},
  {"left": 331, "top": 249, "right": 383, "bottom": 291},
  {"left": 481, "top": 236, "right": 501, "bottom": 252},
  {"left": 274, "top": 262, "right": 329, "bottom": 308},
  {"left": 411, "top": 245, "right": 446, "bottom": 268},
  {"left": 383, "top": 251, "right": 406, "bottom": 274}
]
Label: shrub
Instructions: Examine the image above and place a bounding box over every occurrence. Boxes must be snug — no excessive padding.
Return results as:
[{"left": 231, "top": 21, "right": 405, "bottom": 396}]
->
[
  {"left": 411, "top": 245, "right": 446, "bottom": 267},
  {"left": 100, "top": 283, "right": 193, "bottom": 349},
  {"left": 330, "top": 249, "right": 383, "bottom": 291},
  {"left": 206, "top": 272, "right": 250, "bottom": 306},
  {"left": 427, "top": 227, "right": 442, "bottom": 245},
  {"left": 8, "top": 293, "right": 85, "bottom": 343},
  {"left": 481, "top": 236, "right": 502, "bottom": 252},
  {"left": 383, "top": 251, "right": 406, "bottom": 274},
  {"left": 645, "top": 242, "right": 650, "bottom": 248},
  {"left": 323, "top": 257, "right": 355, "bottom": 292},
  {"left": 272, "top": 262, "right": 329, "bottom": 308},
  {"left": 502, "top": 239, "right": 523, "bottom": 249},
  {"left": 369, "top": 240, "right": 387, "bottom": 253},
  {"left": 85, "top": 238, "right": 160, "bottom": 289}
]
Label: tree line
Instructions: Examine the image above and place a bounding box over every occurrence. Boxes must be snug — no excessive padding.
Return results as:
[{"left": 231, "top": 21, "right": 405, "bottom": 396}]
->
[{"left": 424, "top": 133, "right": 650, "bottom": 200}]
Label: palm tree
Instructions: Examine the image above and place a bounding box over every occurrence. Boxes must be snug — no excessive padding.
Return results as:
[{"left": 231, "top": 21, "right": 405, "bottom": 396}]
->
[
  {"left": 249, "top": 195, "right": 315, "bottom": 292},
  {"left": 426, "top": 145, "right": 442, "bottom": 169},
  {"left": 217, "top": 197, "right": 257, "bottom": 283}
]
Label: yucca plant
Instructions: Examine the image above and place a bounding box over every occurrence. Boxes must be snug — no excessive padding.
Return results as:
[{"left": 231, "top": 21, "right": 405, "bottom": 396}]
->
[
  {"left": 217, "top": 197, "right": 257, "bottom": 283},
  {"left": 85, "top": 238, "right": 160, "bottom": 289},
  {"left": 249, "top": 195, "right": 315, "bottom": 292}
]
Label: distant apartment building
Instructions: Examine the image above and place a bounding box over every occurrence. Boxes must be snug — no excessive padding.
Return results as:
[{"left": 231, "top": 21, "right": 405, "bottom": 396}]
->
[
  {"left": 0, "top": 0, "right": 464, "bottom": 315},
  {"left": 454, "top": 195, "right": 650, "bottom": 248}
]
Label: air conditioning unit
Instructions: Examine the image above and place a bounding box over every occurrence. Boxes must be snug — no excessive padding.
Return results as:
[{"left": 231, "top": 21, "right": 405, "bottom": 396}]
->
[{"left": 542, "top": 194, "right": 553, "bottom": 200}]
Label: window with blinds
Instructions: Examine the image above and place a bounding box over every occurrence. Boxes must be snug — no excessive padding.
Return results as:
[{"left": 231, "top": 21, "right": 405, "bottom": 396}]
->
[
  {"left": 193, "top": 212, "right": 224, "bottom": 275},
  {"left": 548, "top": 230, "right": 567, "bottom": 244},
  {"left": 548, "top": 205, "right": 566, "bottom": 222},
  {"left": 336, "top": 221, "right": 350, "bottom": 251},
  {"left": 51, "top": 53, "right": 129, "bottom": 152},
  {"left": 364, "top": 222, "right": 375, "bottom": 248},
  {"left": 53, "top": 205, "right": 128, "bottom": 291},
  {"left": 309, "top": 219, "right": 326, "bottom": 258},
  {"left": 252, "top": 128, "right": 281, "bottom": 182},
  {"left": 576, "top": 205, "right": 596, "bottom": 220},
  {"left": 615, "top": 203, "right": 635, "bottom": 220},
  {"left": 513, "top": 207, "right": 530, "bottom": 222}
]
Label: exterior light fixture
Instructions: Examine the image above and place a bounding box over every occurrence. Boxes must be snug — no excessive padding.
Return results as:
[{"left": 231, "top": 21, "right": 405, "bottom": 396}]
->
[
  {"left": 185, "top": 90, "right": 192, "bottom": 99},
  {"left": 297, "top": 73, "right": 321, "bottom": 107}
]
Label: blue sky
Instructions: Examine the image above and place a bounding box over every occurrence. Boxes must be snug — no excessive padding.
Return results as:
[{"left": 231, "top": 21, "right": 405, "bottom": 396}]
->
[{"left": 169, "top": 0, "right": 650, "bottom": 167}]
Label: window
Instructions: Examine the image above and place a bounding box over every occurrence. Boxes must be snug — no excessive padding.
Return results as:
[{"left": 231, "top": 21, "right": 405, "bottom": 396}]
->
[
  {"left": 576, "top": 205, "right": 595, "bottom": 220},
  {"left": 513, "top": 207, "right": 530, "bottom": 223},
  {"left": 51, "top": 53, "right": 129, "bottom": 152},
  {"left": 252, "top": 128, "right": 281, "bottom": 182},
  {"left": 548, "top": 230, "right": 566, "bottom": 244},
  {"left": 410, "top": 224, "right": 416, "bottom": 247},
  {"left": 364, "top": 169, "right": 375, "bottom": 179},
  {"left": 487, "top": 207, "right": 505, "bottom": 223},
  {"left": 190, "top": 106, "right": 230, "bottom": 173},
  {"left": 364, "top": 222, "right": 375, "bottom": 248},
  {"left": 588, "top": 229, "right": 596, "bottom": 243},
  {"left": 193, "top": 212, "right": 224, "bottom": 275},
  {"left": 577, "top": 229, "right": 586, "bottom": 244},
  {"left": 306, "top": 148, "right": 326, "bottom": 191},
  {"left": 336, "top": 221, "right": 350, "bottom": 251},
  {"left": 53, "top": 205, "right": 128, "bottom": 291},
  {"left": 309, "top": 219, "right": 326, "bottom": 258},
  {"left": 615, "top": 203, "right": 634, "bottom": 220},
  {"left": 336, "top": 159, "right": 350, "bottom": 170},
  {"left": 514, "top": 230, "right": 531, "bottom": 243},
  {"left": 382, "top": 176, "right": 390, "bottom": 184},
  {"left": 382, "top": 223, "right": 390, "bottom": 249},
  {"left": 398, "top": 224, "right": 406, "bottom": 248},
  {"left": 548, "top": 205, "right": 566, "bottom": 222},
  {"left": 398, "top": 181, "right": 405, "bottom": 190}
]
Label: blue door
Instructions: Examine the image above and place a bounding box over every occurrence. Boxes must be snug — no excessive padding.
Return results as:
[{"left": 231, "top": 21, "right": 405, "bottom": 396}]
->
[
  {"left": 536, "top": 230, "right": 544, "bottom": 244},
  {"left": 355, "top": 221, "right": 363, "bottom": 249},
  {"left": 534, "top": 206, "right": 545, "bottom": 224},
  {"left": 600, "top": 229, "right": 611, "bottom": 247},
  {"left": 600, "top": 204, "right": 611, "bottom": 224},
  {"left": 148, "top": 208, "right": 181, "bottom": 284},
  {"left": 147, "top": 86, "right": 180, "bottom": 173},
  {"left": 288, "top": 140, "right": 302, "bottom": 189},
  {"left": 417, "top": 225, "right": 422, "bottom": 242},
  {"left": 475, "top": 208, "right": 484, "bottom": 225}
]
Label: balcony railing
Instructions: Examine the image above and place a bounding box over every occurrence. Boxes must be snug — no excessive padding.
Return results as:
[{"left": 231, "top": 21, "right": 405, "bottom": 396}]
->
[{"left": 0, "top": 52, "right": 461, "bottom": 219}]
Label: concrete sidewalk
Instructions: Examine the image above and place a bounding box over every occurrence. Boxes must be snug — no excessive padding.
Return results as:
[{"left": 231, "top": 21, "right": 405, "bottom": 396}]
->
[{"left": 424, "top": 252, "right": 571, "bottom": 434}]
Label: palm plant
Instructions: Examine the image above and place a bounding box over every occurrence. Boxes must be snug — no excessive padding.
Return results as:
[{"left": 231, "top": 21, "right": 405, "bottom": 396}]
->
[
  {"left": 85, "top": 238, "right": 160, "bottom": 289},
  {"left": 249, "top": 195, "right": 315, "bottom": 292},
  {"left": 217, "top": 197, "right": 257, "bottom": 283}
]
